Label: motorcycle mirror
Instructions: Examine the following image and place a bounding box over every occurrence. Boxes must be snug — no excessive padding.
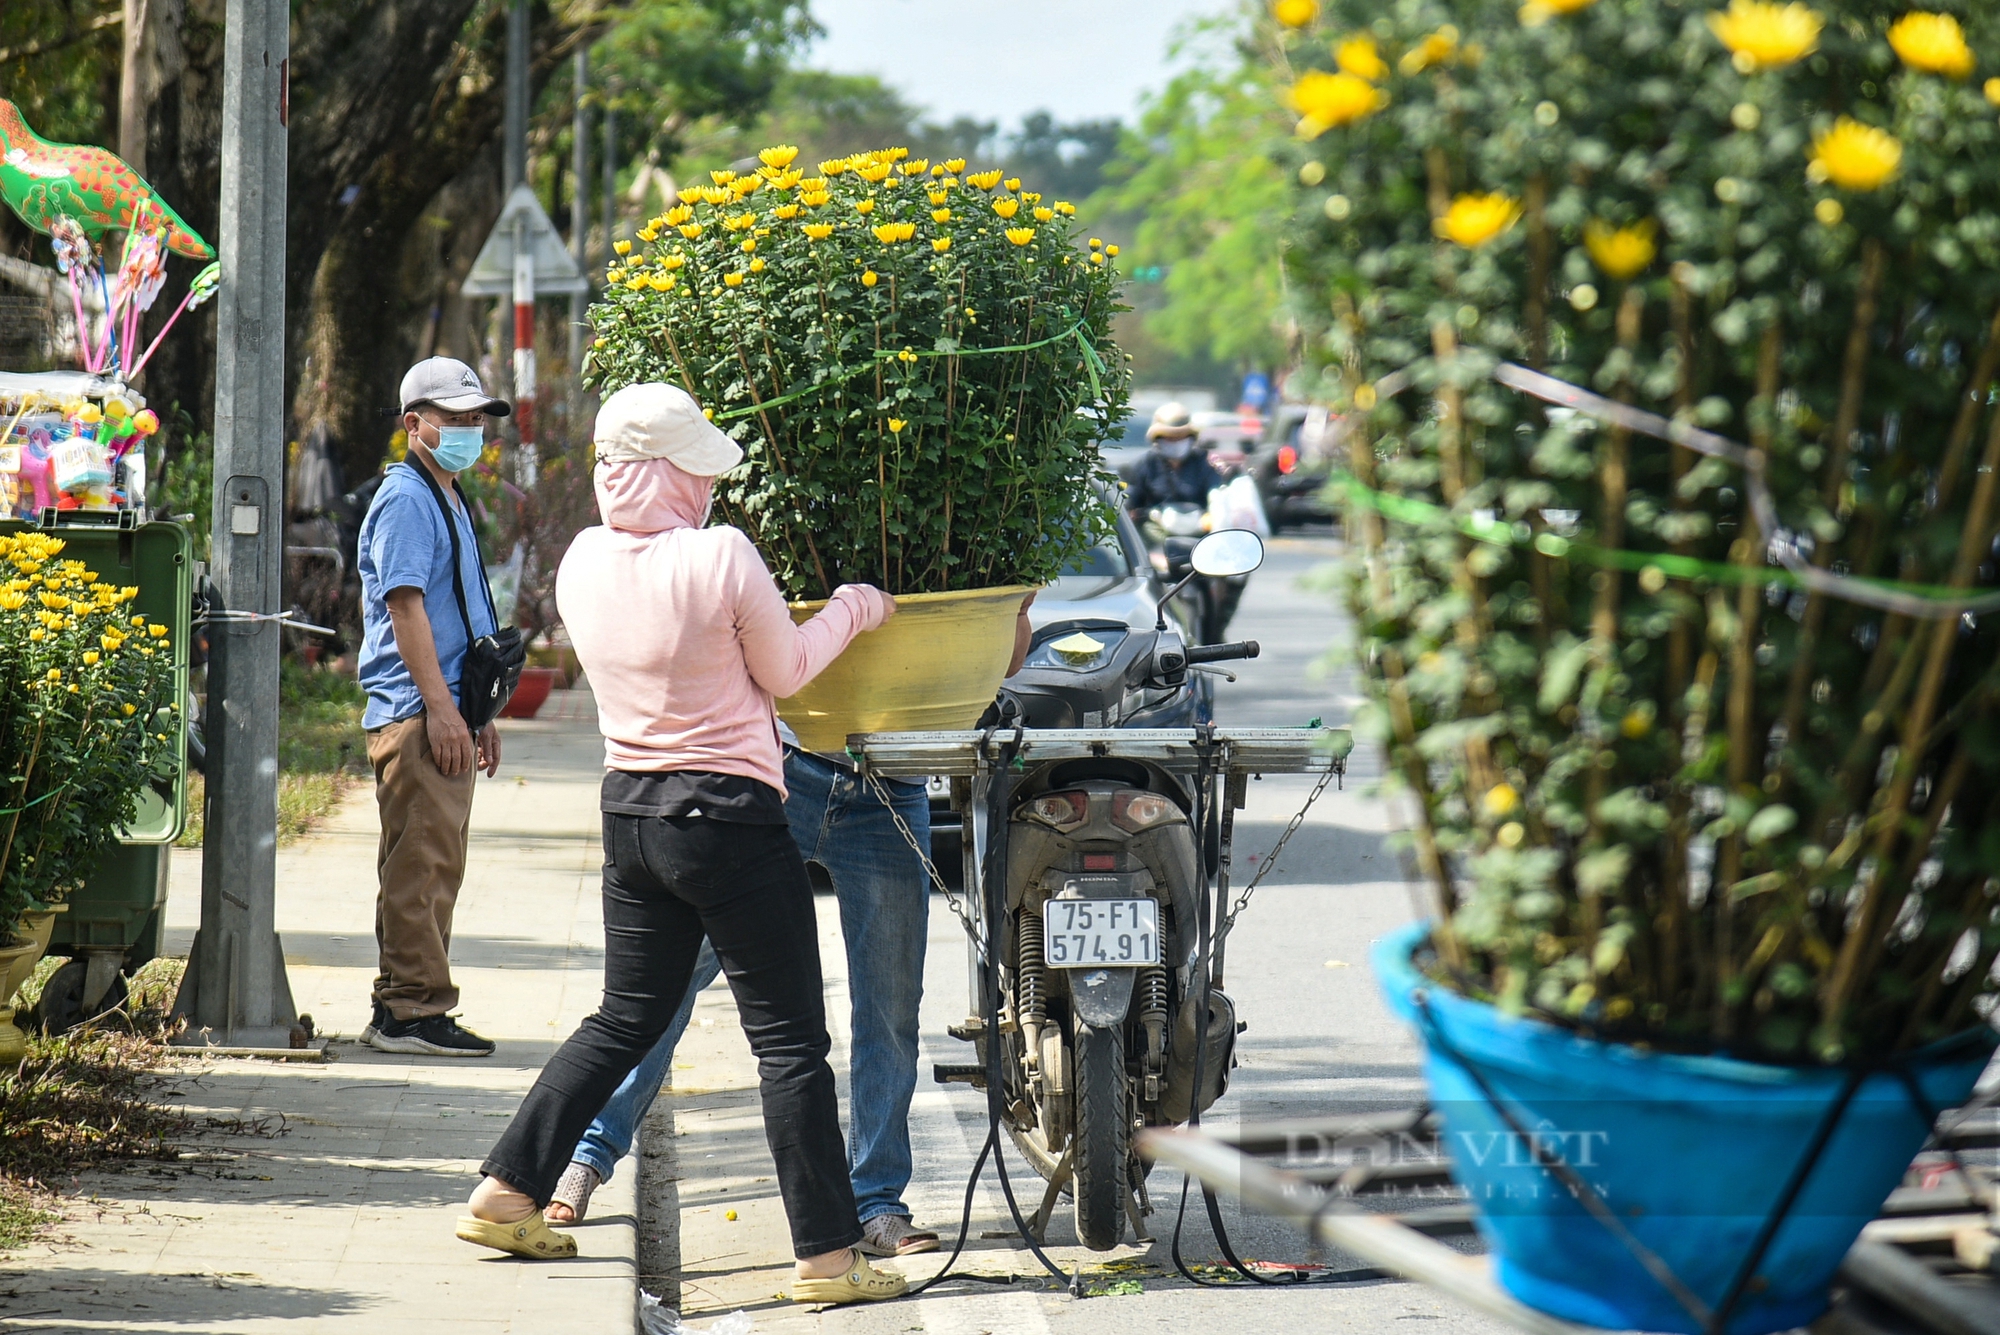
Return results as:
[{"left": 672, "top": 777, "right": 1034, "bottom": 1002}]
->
[{"left": 1190, "top": 529, "right": 1264, "bottom": 579}]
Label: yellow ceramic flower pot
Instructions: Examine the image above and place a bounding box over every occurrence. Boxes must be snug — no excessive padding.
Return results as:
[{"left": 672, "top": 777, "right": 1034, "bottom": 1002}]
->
[
  {"left": 777, "top": 585, "right": 1033, "bottom": 753},
  {"left": 0, "top": 907, "right": 59, "bottom": 1066}
]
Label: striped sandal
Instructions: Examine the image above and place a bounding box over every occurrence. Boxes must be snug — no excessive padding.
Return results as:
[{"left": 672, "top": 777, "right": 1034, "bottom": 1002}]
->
[{"left": 547, "top": 1162, "right": 600, "bottom": 1224}]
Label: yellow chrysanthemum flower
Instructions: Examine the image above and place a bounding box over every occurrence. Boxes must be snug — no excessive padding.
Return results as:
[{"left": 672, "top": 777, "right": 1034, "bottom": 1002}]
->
[
  {"left": 648, "top": 274, "right": 676, "bottom": 292},
  {"left": 900, "top": 159, "right": 930, "bottom": 175},
  {"left": 994, "top": 198, "right": 1021, "bottom": 219},
  {"left": 928, "top": 208, "right": 950, "bottom": 224},
  {"left": 724, "top": 272, "right": 746, "bottom": 287},
  {"left": 666, "top": 204, "right": 693, "bottom": 225},
  {"left": 1273, "top": 0, "right": 1318, "bottom": 26},
  {"left": 625, "top": 276, "right": 648, "bottom": 290},
  {"left": 613, "top": 240, "right": 632, "bottom": 255},
  {"left": 637, "top": 226, "right": 659, "bottom": 242},
  {"left": 679, "top": 224, "right": 704, "bottom": 239},
  {"left": 660, "top": 255, "right": 685, "bottom": 270},
  {"left": 710, "top": 170, "right": 736, "bottom": 186},
  {"left": 82, "top": 651, "right": 99, "bottom": 666},
  {"left": 1888, "top": 11, "right": 1974, "bottom": 78},
  {"left": 819, "top": 158, "right": 851, "bottom": 176},
  {"left": 1584, "top": 218, "right": 1658, "bottom": 280},
  {"left": 121, "top": 703, "right": 135, "bottom": 716},
  {"left": 862, "top": 270, "right": 880, "bottom": 287},
  {"left": 801, "top": 191, "right": 832, "bottom": 207},
  {"left": 1435, "top": 192, "right": 1522, "bottom": 247},
  {"left": 1055, "top": 201, "right": 1076, "bottom": 215},
  {"left": 928, "top": 189, "right": 950, "bottom": 206},
  {"left": 1986, "top": 76, "right": 2000, "bottom": 103},
  {"left": 1033, "top": 207, "right": 1054, "bottom": 222},
  {"left": 27, "top": 629, "right": 42, "bottom": 642},
  {"left": 1519, "top": 0, "right": 1596, "bottom": 23},
  {"left": 724, "top": 212, "right": 756, "bottom": 231},
  {"left": 1706, "top": 0, "right": 1822, "bottom": 71},
  {"left": 967, "top": 170, "right": 1004, "bottom": 191},
  {"left": 1483, "top": 783, "right": 1520, "bottom": 817},
  {"left": 886, "top": 147, "right": 910, "bottom": 162},
  {"left": 1107, "top": 244, "right": 1120, "bottom": 256},
  {"left": 1005, "top": 227, "right": 1037, "bottom": 246},
  {"left": 1289, "top": 70, "right": 1388, "bottom": 136},
  {"left": 944, "top": 158, "right": 967, "bottom": 173},
  {"left": 933, "top": 237, "right": 952, "bottom": 253},
  {"left": 856, "top": 162, "right": 892, "bottom": 183},
  {"left": 873, "top": 222, "right": 914, "bottom": 244},
  {"left": 731, "top": 177, "right": 762, "bottom": 197},
  {"left": 740, "top": 238, "right": 757, "bottom": 254},
  {"left": 855, "top": 199, "right": 876, "bottom": 214},
  {"left": 1336, "top": 34, "right": 1388, "bottom": 80},
  {"left": 44, "top": 668, "right": 59, "bottom": 682},
  {"left": 1005, "top": 177, "right": 1023, "bottom": 192},
  {"left": 1399, "top": 26, "right": 1459, "bottom": 75},
  {"left": 749, "top": 257, "right": 765, "bottom": 272},
  {"left": 1090, "top": 251, "right": 1107, "bottom": 265},
  {"left": 1809, "top": 117, "right": 1902, "bottom": 190},
  {"left": 803, "top": 223, "right": 834, "bottom": 240},
  {"left": 773, "top": 204, "right": 800, "bottom": 220},
  {"left": 0, "top": 592, "right": 20, "bottom": 611},
  {"left": 760, "top": 145, "right": 799, "bottom": 168}
]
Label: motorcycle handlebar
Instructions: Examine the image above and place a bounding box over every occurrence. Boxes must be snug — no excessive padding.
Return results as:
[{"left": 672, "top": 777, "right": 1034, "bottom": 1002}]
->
[{"left": 1183, "top": 639, "right": 1260, "bottom": 665}]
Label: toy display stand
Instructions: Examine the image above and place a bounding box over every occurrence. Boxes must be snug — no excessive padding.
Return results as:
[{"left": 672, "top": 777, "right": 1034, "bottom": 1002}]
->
[{"left": 0, "top": 369, "right": 162, "bottom": 523}]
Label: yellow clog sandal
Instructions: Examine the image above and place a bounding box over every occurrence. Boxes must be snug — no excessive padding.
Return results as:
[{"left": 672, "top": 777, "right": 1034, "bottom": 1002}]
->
[
  {"left": 454, "top": 1211, "right": 578, "bottom": 1260},
  {"left": 791, "top": 1250, "right": 909, "bottom": 1305}
]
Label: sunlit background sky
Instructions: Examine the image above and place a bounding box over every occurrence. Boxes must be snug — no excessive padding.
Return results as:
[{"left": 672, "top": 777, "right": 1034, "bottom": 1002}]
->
[{"left": 806, "top": 0, "right": 1230, "bottom": 127}]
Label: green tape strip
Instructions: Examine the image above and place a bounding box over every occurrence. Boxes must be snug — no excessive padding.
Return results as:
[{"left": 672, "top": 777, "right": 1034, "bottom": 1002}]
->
[
  {"left": 714, "top": 319, "right": 1093, "bottom": 423},
  {"left": 1330, "top": 472, "right": 1987, "bottom": 606}
]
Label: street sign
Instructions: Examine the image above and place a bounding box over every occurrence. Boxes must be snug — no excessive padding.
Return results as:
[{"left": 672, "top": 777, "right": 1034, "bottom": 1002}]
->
[{"left": 462, "top": 184, "right": 588, "bottom": 296}]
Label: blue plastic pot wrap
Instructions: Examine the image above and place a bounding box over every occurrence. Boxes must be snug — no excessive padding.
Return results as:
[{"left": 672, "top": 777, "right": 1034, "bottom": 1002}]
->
[{"left": 1373, "top": 920, "right": 1996, "bottom": 1334}]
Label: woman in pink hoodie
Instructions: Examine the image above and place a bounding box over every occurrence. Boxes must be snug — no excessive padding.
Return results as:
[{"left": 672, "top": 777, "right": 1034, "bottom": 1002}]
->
[{"left": 458, "top": 384, "right": 907, "bottom": 1305}]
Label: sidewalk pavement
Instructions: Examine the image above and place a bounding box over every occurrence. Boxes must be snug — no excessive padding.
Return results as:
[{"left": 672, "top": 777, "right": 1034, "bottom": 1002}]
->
[{"left": 0, "top": 688, "right": 642, "bottom": 1335}]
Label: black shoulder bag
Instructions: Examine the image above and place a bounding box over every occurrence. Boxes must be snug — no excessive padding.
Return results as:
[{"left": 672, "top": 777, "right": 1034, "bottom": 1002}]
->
[{"left": 404, "top": 462, "right": 526, "bottom": 731}]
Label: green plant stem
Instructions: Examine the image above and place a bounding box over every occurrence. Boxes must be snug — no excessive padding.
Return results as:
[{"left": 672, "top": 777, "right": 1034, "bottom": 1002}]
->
[{"left": 1821, "top": 394, "right": 2000, "bottom": 1046}]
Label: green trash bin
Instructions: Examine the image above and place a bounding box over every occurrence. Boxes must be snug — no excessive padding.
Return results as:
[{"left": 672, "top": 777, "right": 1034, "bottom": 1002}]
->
[{"left": 7, "top": 515, "right": 192, "bottom": 1030}]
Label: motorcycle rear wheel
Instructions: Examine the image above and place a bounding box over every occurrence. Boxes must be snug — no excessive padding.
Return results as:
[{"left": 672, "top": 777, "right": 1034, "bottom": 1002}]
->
[{"left": 1072, "top": 1019, "right": 1130, "bottom": 1251}]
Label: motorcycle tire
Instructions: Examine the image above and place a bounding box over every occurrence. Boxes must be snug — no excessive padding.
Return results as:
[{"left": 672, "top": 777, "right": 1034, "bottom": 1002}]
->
[
  {"left": 31, "top": 958, "right": 128, "bottom": 1035},
  {"left": 1072, "top": 1019, "right": 1130, "bottom": 1251}
]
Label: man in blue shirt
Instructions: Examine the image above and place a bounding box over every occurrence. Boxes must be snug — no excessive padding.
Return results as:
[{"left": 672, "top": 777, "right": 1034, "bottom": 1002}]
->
[{"left": 355, "top": 357, "right": 509, "bottom": 1057}]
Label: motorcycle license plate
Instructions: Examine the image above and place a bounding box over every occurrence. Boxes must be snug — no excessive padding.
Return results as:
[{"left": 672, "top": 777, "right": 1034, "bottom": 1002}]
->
[{"left": 1045, "top": 898, "right": 1161, "bottom": 967}]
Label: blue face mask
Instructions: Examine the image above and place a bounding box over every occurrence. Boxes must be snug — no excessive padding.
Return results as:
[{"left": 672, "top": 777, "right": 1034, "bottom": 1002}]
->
[{"left": 425, "top": 423, "right": 485, "bottom": 473}]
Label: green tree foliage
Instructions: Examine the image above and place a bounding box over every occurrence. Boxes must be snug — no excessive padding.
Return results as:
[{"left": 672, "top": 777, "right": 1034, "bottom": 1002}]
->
[
  {"left": 0, "top": 3, "right": 119, "bottom": 149},
  {"left": 1092, "top": 11, "right": 1293, "bottom": 376}
]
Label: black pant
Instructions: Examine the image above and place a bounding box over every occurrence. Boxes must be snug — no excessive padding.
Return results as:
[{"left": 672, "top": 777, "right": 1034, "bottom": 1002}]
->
[{"left": 481, "top": 814, "right": 862, "bottom": 1258}]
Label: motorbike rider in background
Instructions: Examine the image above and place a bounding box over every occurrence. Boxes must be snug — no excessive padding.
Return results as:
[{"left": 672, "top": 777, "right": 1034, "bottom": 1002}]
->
[
  {"left": 1124, "top": 402, "right": 1222, "bottom": 528},
  {"left": 1124, "top": 402, "right": 1245, "bottom": 643}
]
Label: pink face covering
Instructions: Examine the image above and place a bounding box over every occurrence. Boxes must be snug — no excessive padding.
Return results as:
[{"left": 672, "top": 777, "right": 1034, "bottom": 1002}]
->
[{"left": 593, "top": 456, "right": 716, "bottom": 534}]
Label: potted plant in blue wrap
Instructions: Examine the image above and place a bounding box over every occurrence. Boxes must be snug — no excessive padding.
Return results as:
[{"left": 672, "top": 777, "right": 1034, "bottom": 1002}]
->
[{"left": 1272, "top": 0, "right": 2000, "bottom": 1328}]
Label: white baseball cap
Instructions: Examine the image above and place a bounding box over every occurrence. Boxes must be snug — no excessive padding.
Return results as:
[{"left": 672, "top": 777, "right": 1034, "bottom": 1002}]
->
[
  {"left": 399, "top": 357, "right": 510, "bottom": 416},
  {"left": 594, "top": 382, "right": 744, "bottom": 476}
]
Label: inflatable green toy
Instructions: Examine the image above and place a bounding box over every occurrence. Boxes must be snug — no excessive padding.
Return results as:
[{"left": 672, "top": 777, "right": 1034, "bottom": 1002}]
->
[{"left": 0, "top": 98, "right": 213, "bottom": 260}]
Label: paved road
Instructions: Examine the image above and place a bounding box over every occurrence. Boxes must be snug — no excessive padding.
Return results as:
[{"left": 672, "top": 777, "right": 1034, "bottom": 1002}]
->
[{"left": 668, "top": 532, "right": 1511, "bottom": 1333}]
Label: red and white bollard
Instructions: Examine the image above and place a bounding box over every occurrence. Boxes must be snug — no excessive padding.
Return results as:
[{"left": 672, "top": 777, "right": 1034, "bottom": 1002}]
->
[{"left": 512, "top": 216, "right": 538, "bottom": 486}]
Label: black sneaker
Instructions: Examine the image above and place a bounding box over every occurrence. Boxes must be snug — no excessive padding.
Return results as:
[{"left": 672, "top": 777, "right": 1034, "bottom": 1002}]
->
[
  {"left": 366, "top": 1013, "right": 495, "bottom": 1057},
  {"left": 360, "top": 1000, "right": 388, "bottom": 1046}
]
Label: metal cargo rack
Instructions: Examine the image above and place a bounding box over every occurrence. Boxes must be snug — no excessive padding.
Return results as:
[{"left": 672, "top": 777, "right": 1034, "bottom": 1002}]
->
[
  {"left": 846, "top": 725, "right": 1354, "bottom": 781},
  {"left": 1142, "top": 1107, "right": 2000, "bottom": 1335}
]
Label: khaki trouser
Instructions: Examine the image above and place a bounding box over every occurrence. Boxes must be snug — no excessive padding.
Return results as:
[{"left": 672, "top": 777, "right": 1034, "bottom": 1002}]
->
[{"left": 368, "top": 713, "right": 476, "bottom": 1020}]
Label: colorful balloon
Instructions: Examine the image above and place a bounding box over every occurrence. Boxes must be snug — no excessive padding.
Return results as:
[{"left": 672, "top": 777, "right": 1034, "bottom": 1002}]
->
[{"left": 0, "top": 98, "right": 213, "bottom": 260}]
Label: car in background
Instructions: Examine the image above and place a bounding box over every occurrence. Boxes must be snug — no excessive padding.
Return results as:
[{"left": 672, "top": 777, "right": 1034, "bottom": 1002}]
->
[
  {"left": 1189, "top": 408, "right": 1263, "bottom": 476},
  {"left": 1101, "top": 386, "right": 1220, "bottom": 482},
  {"left": 1248, "top": 401, "right": 1340, "bottom": 531}
]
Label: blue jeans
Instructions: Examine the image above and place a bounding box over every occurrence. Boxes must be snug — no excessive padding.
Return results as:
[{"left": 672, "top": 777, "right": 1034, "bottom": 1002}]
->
[{"left": 570, "top": 751, "right": 932, "bottom": 1224}]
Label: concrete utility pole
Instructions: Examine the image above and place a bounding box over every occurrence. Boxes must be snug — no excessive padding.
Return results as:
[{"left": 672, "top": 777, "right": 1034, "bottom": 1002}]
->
[
  {"left": 569, "top": 49, "right": 589, "bottom": 379},
  {"left": 172, "top": 0, "right": 302, "bottom": 1049},
  {"left": 601, "top": 98, "right": 617, "bottom": 277}
]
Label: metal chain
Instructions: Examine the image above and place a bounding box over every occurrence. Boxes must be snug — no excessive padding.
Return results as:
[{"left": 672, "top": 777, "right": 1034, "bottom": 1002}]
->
[
  {"left": 1220, "top": 763, "right": 1338, "bottom": 935},
  {"left": 862, "top": 768, "right": 981, "bottom": 943}
]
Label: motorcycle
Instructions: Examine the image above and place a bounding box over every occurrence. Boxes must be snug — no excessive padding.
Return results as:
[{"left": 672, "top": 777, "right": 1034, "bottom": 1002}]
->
[
  {"left": 1143, "top": 502, "right": 1251, "bottom": 645},
  {"left": 945, "top": 530, "right": 1277, "bottom": 1249}
]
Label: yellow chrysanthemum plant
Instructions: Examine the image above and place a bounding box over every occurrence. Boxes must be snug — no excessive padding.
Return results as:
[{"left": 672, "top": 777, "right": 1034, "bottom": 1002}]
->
[
  {"left": 586, "top": 145, "right": 1129, "bottom": 600},
  {"left": 1275, "top": 0, "right": 2000, "bottom": 1075},
  {"left": 0, "top": 532, "right": 175, "bottom": 933}
]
